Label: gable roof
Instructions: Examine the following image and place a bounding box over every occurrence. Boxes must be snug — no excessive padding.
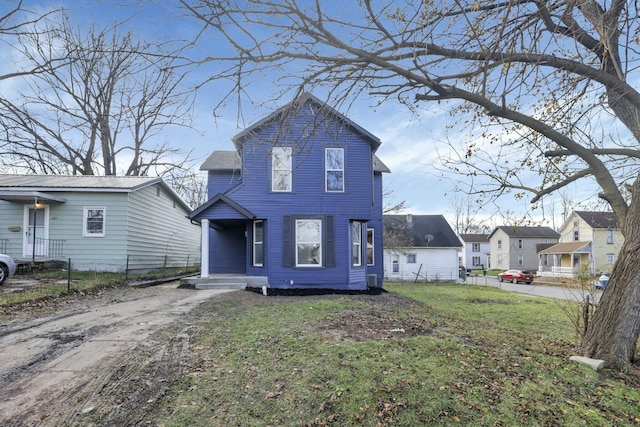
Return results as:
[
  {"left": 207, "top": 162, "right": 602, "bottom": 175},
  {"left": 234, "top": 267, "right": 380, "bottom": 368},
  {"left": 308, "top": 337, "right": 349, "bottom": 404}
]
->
[
  {"left": 0, "top": 174, "right": 193, "bottom": 211},
  {"left": 384, "top": 214, "right": 463, "bottom": 248},
  {"left": 232, "top": 93, "right": 382, "bottom": 151},
  {"left": 200, "top": 150, "right": 390, "bottom": 173},
  {"left": 188, "top": 193, "right": 255, "bottom": 221},
  {"left": 459, "top": 233, "right": 489, "bottom": 243},
  {"left": 573, "top": 211, "right": 619, "bottom": 229},
  {"left": 489, "top": 226, "right": 560, "bottom": 239}
]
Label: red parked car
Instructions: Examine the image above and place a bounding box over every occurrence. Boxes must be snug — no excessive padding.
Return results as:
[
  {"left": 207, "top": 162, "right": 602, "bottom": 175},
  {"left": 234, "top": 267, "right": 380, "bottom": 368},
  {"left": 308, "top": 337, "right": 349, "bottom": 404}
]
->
[{"left": 498, "top": 269, "right": 534, "bottom": 284}]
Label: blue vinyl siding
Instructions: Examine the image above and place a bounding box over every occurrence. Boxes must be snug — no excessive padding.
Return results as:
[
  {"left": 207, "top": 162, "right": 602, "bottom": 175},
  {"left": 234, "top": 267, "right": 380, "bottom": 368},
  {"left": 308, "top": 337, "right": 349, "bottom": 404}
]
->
[{"left": 200, "top": 96, "right": 385, "bottom": 290}]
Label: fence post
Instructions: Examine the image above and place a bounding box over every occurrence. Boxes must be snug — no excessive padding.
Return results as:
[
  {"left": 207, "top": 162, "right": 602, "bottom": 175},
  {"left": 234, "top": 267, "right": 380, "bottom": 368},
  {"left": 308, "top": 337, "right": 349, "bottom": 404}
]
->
[
  {"left": 125, "top": 255, "right": 130, "bottom": 280},
  {"left": 186, "top": 254, "right": 190, "bottom": 269},
  {"left": 67, "top": 258, "right": 71, "bottom": 292}
]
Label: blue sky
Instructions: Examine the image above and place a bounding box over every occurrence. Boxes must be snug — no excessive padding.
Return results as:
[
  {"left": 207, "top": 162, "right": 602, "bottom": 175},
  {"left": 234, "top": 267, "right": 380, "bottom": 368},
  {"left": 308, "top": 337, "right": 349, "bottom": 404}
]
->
[{"left": 1, "top": 0, "right": 604, "bottom": 228}]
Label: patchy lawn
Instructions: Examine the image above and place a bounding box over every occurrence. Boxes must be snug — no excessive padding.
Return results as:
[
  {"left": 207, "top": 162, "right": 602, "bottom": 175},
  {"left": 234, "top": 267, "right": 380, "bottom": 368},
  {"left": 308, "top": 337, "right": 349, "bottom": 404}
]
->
[{"left": 156, "top": 283, "right": 640, "bottom": 427}]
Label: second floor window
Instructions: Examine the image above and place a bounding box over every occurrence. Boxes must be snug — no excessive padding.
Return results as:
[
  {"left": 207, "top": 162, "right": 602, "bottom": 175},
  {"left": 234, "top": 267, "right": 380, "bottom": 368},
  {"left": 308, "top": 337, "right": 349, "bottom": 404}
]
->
[
  {"left": 574, "top": 230, "right": 579, "bottom": 241},
  {"left": 518, "top": 239, "right": 523, "bottom": 249},
  {"left": 497, "top": 240, "right": 502, "bottom": 249},
  {"left": 272, "top": 147, "right": 292, "bottom": 192},
  {"left": 325, "top": 148, "right": 344, "bottom": 192},
  {"left": 607, "top": 230, "right": 614, "bottom": 244},
  {"left": 472, "top": 242, "right": 480, "bottom": 252}
]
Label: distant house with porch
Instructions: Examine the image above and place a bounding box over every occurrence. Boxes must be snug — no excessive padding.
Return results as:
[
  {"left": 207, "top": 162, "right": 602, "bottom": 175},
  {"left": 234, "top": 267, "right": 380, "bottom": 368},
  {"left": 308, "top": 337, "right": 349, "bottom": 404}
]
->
[
  {"left": 186, "top": 93, "right": 389, "bottom": 292},
  {"left": 488, "top": 226, "right": 560, "bottom": 271},
  {"left": 538, "top": 211, "right": 622, "bottom": 277},
  {"left": 459, "top": 233, "right": 490, "bottom": 270},
  {"left": 0, "top": 175, "right": 201, "bottom": 272},
  {"left": 383, "top": 214, "right": 462, "bottom": 282}
]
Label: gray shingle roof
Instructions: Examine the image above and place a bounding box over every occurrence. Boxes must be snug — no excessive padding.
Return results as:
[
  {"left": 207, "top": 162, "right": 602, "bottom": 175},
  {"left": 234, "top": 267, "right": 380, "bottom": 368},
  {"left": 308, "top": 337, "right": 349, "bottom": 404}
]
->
[
  {"left": 459, "top": 233, "right": 489, "bottom": 242},
  {"left": 489, "top": 226, "right": 560, "bottom": 239},
  {"left": 0, "top": 174, "right": 161, "bottom": 190},
  {"left": 574, "top": 211, "right": 619, "bottom": 229},
  {"left": 384, "top": 214, "right": 463, "bottom": 248}
]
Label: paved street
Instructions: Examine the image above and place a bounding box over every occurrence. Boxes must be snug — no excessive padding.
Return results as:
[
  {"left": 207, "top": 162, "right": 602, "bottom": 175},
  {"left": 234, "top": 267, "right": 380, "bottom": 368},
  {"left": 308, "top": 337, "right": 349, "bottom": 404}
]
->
[{"left": 464, "top": 274, "right": 601, "bottom": 303}]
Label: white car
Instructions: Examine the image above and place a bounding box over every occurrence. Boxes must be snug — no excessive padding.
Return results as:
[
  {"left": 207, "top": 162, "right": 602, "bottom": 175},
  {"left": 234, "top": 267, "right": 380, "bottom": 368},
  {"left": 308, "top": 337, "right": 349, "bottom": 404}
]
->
[{"left": 0, "top": 254, "right": 17, "bottom": 285}]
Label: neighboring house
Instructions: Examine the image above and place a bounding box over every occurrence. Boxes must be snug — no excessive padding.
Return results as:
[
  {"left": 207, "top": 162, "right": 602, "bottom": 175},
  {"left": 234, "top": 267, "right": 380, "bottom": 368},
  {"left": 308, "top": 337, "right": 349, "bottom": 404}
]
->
[
  {"left": 187, "top": 93, "right": 389, "bottom": 291},
  {"left": 538, "top": 211, "right": 623, "bottom": 277},
  {"left": 459, "top": 233, "right": 490, "bottom": 270},
  {"left": 488, "top": 226, "right": 559, "bottom": 271},
  {"left": 0, "top": 175, "right": 201, "bottom": 272},
  {"left": 383, "top": 214, "right": 462, "bottom": 282}
]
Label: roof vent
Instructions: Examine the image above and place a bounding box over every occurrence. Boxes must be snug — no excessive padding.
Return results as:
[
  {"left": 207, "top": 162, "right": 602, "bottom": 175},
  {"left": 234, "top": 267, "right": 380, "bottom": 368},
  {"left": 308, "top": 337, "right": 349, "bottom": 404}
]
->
[{"left": 425, "top": 234, "right": 434, "bottom": 245}]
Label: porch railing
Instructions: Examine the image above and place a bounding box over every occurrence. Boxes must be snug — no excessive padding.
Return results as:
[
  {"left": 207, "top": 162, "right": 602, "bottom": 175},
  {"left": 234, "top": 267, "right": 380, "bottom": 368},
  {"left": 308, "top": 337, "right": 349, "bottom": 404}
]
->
[{"left": 31, "top": 237, "right": 65, "bottom": 258}]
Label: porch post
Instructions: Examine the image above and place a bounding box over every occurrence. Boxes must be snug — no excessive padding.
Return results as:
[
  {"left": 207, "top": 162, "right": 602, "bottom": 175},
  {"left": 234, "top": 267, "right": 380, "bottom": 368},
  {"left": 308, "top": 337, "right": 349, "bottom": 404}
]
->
[{"left": 201, "top": 219, "right": 209, "bottom": 278}]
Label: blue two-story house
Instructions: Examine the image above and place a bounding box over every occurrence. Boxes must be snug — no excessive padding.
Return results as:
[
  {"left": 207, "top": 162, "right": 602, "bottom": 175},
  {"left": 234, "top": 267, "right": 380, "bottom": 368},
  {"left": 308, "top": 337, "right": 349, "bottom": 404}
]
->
[{"left": 187, "top": 93, "right": 389, "bottom": 292}]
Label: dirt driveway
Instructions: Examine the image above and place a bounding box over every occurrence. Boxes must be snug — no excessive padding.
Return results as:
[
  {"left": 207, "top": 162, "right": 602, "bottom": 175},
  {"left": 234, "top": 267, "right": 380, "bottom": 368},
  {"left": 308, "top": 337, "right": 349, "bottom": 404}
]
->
[{"left": 0, "top": 282, "right": 235, "bottom": 426}]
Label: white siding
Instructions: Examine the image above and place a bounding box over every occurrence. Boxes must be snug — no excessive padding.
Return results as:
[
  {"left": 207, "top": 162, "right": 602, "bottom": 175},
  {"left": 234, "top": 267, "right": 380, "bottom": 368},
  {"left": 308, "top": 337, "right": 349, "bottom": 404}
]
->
[{"left": 383, "top": 247, "right": 460, "bottom": 282}]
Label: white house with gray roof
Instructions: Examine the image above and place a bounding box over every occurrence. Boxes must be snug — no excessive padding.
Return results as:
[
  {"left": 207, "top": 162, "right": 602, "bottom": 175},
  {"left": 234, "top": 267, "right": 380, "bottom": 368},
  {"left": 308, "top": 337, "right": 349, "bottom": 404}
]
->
[{"left": 0, "top": 175, "right": 200, "bottom": 272}]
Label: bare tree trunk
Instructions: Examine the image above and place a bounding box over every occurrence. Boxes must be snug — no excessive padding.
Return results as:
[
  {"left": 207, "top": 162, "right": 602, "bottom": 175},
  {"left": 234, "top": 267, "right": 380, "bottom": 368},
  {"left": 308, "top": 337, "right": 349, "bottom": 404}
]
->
[{"left": 582, "top": 177, "right": 640, "bottom": 368}]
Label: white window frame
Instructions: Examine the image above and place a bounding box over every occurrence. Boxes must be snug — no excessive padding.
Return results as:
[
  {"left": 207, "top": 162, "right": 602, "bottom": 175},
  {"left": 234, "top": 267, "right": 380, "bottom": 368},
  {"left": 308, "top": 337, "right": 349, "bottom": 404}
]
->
[
  {"left": 367, "top": 228, "right": 374, "bottom": 266},
  {"left": 518, "top": 253, "right": 524, "bottom": 266},
  {"left": 472, "top": 256, "right": 481, "bottom": 266},
  {"left": 574, "top": 230, "right": 579, "bottom": 241},
  {"left": 253, "top": 220, "right": 264, "bottom": 267},
  {"left": 83, "top": 207, "right": 106, "bottom": 237},
  {"left": 406, "top": 253, "right": 416, "bottom": 264},
  {"left": 325, "top": 147, "right": 344, "bottom": 192},
  {"left": 497, "top": 240, "right": 502, "bottom": 249},
  {"left": 607, "top": 230, "right": 614, "bottom": 244},
  {"left": 518, "top": 239, "right": 524, "bottom": 249},
  {"left": 607, "top": 254, "right": 615, "bottom": 264},
  {"left": 392, "top": 258, "right": 399, "bottom": 273},
  {"left": 351, "top": 221, "right": 362, "bottom": 267},
  {"left": 472, "top": 242, "right": 480, "bottom": 252},
  {"left": 272, "top": 146, "right": 292, "bottom": 192},
  {"left": 295, "top": 219, "right": 322, "bottom": 267}
]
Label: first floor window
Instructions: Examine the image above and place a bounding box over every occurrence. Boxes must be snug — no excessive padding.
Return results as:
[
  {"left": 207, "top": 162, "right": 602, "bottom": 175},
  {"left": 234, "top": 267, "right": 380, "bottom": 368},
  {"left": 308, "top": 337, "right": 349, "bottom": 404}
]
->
[
  {"left": 392, "top": 258, "right": 399, "bottom": 273},
  {"left": 607, "top": 254, "right": 615, "bottom": 264},
  {"left": 296, "top": 219, "right": 322, "bottom": 266},
  {"left": 518, "top": 254, "right": 524, "bottom": 266},
  {"left": 351, "top": 221, "right": 362, "bottom": 266},
  {"left": 83, "top": 207, "right": 105, "bottom": 237},
  {"left": 472, "top": 256, "right": 481, "bottom": 266},
  {"left": 253, "top": 221, "right": 264, "bottom": 267},
  {"left": 406, "top": 253, "right": 416, "bottom": 264},
  {"left": 367, "top": 229, "right": 374, "bottom": 266}
]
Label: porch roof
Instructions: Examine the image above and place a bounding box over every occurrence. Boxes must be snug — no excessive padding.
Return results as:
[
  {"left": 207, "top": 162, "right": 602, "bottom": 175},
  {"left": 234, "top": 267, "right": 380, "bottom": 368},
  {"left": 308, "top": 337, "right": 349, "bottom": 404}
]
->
[
  {"left": 188, "top": 193, "right": 255, "bottom": 222},
  {"left": 0, "top": 190, "right": 67, "bottom": 203},
  {"left": 539, "top": 241, "right": 591, "bottom": 254}
]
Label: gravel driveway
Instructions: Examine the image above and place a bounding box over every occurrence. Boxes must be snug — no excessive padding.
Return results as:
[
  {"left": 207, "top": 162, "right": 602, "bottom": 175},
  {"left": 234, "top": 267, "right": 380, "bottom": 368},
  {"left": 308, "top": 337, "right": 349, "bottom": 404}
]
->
[{"left": 0, "top": 281, "right": 234, "bottom": 426}]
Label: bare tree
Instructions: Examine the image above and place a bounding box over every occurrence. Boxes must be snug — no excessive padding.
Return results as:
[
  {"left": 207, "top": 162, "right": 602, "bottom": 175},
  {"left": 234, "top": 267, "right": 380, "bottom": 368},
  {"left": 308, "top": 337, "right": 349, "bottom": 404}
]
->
[
  {"left": 181, "top": 0, "right": 640, "bottom": 368},
  {"left": 0, "top": 11, "right": 194, "bottom": 176}
]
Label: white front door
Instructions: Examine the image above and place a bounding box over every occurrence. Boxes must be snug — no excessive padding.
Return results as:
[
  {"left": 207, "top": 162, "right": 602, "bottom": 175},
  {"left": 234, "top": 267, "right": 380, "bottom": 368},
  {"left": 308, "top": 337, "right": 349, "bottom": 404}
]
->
[{"left": 23, "top": 205, "right": 50, "bottom": 257}]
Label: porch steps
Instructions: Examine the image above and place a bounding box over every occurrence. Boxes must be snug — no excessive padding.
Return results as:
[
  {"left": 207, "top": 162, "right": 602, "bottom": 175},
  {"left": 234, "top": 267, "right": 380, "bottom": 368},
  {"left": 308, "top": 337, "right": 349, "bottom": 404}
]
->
[{"left": 180, "top": 274, "right": 268, "bottom": 290}]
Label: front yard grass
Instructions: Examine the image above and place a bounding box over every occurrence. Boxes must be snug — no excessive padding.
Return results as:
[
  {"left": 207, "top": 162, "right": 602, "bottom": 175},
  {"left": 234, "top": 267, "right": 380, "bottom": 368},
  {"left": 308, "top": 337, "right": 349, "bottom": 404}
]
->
[{"left": 156, "top": 282, "right": 640, "bottom": 426}]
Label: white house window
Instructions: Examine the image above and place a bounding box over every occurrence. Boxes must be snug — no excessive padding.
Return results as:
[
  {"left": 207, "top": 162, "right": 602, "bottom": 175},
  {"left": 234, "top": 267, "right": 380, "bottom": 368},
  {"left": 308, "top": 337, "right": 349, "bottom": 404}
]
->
[
  {"left": 472, "top": 242, "right": 480, "bottom": 252},
  {"left": 325, "top": 148, "right": 344, "bottom": 192},
  {"left": 295, "top": 219, "right": 321, "bottom": 266},
  {"left": 83, "top": 207, "right": 105, "bottom": 237},
  {"left": 518, "top": 254, "right": 524, "bottom": 266},
  {"left": 253, "top": 221, "right": 264, "bottom": 267},
  {"left": 406, "top": 253, "right": 416, "bottom": 264},
  {"left": 574, "top": 230, "right": 579, "bottom": 241},
  {"left": 472, "top": 256, "right": 481, "bottom": 266},
  {"left": 607, "top": 230, "right": 614, "bottom": 244},
  {"left": 607, "top": 254, "right": 615, "bottom": 264},
  {"left": 497, "top": 240, "right": 502, "bottom": 249},
  {"left": 518, "top": 239, "right": 523, "bottom": 249},
  {"left": 392, "top": 258, "right": 399, "bottom": 273},
  {"left": 272, "top": 146, "right": 292, "bottom": 192},
  {"left": 367, "top": 229, "right": 374, "bottom": 266},
  {"left": 351, "top": 221, "right": 362, "bottom": 266}
]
